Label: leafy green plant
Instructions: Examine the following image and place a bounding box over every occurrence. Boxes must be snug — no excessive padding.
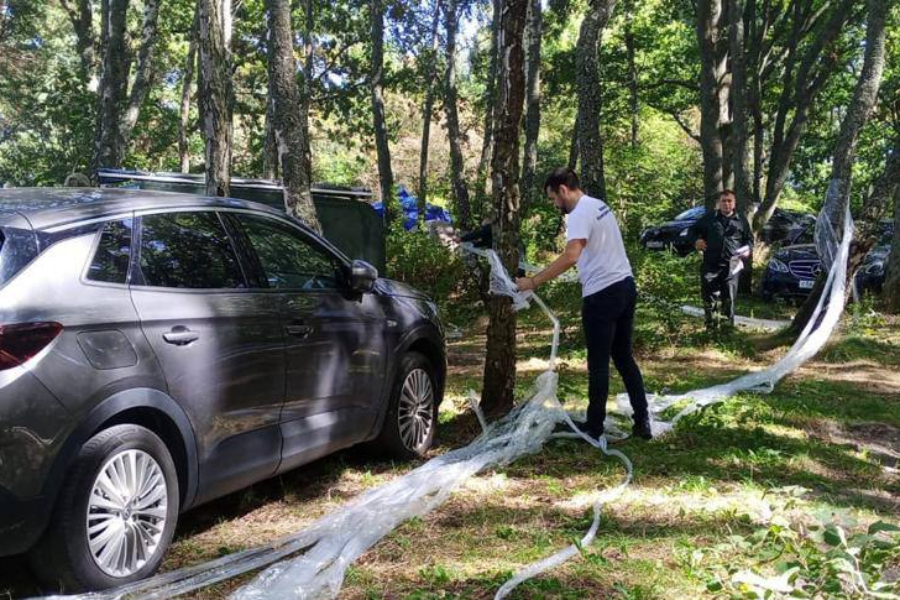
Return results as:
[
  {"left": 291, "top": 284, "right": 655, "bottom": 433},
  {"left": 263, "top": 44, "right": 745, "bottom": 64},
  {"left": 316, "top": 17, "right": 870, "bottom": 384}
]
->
[{"left": 712, "top": 515, "right": 900, "bottom": 598}]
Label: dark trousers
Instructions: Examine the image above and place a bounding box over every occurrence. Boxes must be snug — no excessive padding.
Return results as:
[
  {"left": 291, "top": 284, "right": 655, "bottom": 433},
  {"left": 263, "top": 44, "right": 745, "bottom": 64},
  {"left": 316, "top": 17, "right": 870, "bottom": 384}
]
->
[
  {"left": 581, "top": 277, "right": 650, "bottom": 432},
  {"left": 701, "top": 266, "right": 738, "bottom": 328}
]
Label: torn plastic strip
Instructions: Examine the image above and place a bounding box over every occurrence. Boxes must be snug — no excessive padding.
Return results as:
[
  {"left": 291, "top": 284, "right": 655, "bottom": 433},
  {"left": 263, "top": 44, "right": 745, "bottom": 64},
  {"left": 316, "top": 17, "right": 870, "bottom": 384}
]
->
[
  {"left": 617, "top": 204, "right": 853, "bottom": 437},
  {"left": 679, "top": 304, "right": 790, "bottom": 331}
]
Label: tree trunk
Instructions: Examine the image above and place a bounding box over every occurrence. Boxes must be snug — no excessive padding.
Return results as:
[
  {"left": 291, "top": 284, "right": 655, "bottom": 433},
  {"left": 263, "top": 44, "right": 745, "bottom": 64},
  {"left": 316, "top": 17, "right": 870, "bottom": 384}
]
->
[
  {"left": 119, "top": 0, "right": 161, "bottom": 143},
  {"left": 624, "top": 0, "right": 638, "bottom": 148},
  {"left": 179, "top": 8, "right": 199, "bottom": 174},
  {"left": 791, "top": 0, "right": 886, "bottom": 334},
  {"left": 520, "top": 0, "right": 542, "bottom": 216},
  {"left": 199, "top": 0, "right": 234, "bottom": 197},
  {"left": 575, "top": 0, "right": 616, "bottom": 200},
  {"left": 730, "top": 0, "right": 754, "bottom": 293},
  {"left": 59, "top": 0, "right": 96, "bottom": 83},
  {"left": 263, "top": 94, "right": 279, "bottom": 180},
  {"left": 475, "top": 0, "right": 501, "bottom": 198},
  {"left": 417, "top": 0, "right": 442, "bottom": 223},
  {"left": 481, "top": 0, "right": 528, "bottom": 417},
  {"left": 695, "top": 0, "right": 728, "bottom": 209},
  {"left": 370, "top": 0, "right": 395, "bottom": 227},
  {"left": 300, "top": 0, "right": 314, "bottom": 187},
  {"left": 90, "top": 0, "right": 129, "bottom": 177},
  {"left": 266, "top": 0, "right": 321, "bottom": 233},
  {"left": 443, "top": 0, "right": 472, "bottom": 231}
]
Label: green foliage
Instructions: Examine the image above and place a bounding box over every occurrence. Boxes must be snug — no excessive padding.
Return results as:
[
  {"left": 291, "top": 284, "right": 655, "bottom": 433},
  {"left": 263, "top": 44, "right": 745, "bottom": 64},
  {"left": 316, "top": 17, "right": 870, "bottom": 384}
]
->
[
  {"left": 709, "top": 515, "right": 900, "bottom": 598},
  {"left": 385, "top": 225, "right": 474, "bottom": 316}
]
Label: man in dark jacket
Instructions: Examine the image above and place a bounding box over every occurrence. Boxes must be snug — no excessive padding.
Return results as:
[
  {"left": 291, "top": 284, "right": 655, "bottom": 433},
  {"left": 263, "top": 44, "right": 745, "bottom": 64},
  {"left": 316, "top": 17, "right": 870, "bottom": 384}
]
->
[{"left": 688, "top": 190, "right": 753, "bottom": 330}]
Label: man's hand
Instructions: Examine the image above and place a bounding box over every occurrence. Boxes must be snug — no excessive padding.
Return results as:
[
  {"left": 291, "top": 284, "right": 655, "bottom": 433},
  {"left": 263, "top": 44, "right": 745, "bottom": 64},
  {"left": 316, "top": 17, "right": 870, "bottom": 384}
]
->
[
  {"left": 516, "top": 277, "right": 536, "bottom": 292},
  {"left": 695, "top": 239, "right": 707, "bottom": 252}
]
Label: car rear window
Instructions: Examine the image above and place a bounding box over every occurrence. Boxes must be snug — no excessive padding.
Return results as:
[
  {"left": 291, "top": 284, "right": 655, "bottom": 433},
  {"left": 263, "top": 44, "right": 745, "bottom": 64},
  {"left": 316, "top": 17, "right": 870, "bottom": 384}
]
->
[
  {"left": 0, "top": 226, "right": 40, "bottom": 288},
  {"left": 137, "top": 211, "right": 245, "bottom": 289},
  {"left": 87, "top": 219, "right": 134, "bottom": 284}
]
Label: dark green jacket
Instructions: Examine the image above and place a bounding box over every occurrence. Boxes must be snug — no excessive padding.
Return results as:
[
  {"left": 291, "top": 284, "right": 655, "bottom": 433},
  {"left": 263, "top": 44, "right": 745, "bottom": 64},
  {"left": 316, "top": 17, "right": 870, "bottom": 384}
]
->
[{"left": 688, "top": 210, "right": 754, "bottom": 269}]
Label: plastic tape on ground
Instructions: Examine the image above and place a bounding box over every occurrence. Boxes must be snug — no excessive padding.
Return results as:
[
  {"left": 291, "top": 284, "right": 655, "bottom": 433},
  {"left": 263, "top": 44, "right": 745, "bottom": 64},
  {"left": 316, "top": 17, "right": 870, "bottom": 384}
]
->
[{"left": 46, "top": 257, "right": 629, "bottom": 600}]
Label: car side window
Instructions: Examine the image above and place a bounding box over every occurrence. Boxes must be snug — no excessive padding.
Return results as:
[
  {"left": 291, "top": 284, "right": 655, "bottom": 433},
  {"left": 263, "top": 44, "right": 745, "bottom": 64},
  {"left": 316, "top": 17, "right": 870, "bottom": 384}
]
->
[
  {"left": 138, "top": 212, "right": 245, "bottom": 289},
  {"left": 87, "top": 218, "right": 134, "bottom": 284},
  {"left": 235, "top": 214, "right": 342, "bottom": 290}
]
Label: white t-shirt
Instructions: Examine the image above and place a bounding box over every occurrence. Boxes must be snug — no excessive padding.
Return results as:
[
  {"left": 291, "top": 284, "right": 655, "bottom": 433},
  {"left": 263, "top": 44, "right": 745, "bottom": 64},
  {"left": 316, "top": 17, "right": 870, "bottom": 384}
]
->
[{"left": 566, "top": 195, "right": 633, "bottom": 297}]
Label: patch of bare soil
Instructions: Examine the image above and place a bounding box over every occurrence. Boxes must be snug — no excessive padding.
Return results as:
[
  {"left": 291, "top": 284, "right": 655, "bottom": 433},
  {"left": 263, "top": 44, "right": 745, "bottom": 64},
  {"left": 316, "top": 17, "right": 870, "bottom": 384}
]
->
[
  {"left": 805, "top": 419, "right": 900, "bottom": 474},
  {"left": 797, "top": 359, "right": 900, "bottom": 397}
]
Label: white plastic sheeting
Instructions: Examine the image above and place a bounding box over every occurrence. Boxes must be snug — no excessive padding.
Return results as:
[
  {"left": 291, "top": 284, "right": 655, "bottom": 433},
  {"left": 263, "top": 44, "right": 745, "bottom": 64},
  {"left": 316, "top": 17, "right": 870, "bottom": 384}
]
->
[
  {"left": 50, "top": 201, "right": 850, "bottom": 600},
  {"left": 617, "top": 204, "right": 853, "bottom": 437},
  {"left": 49, "top": 249, "right": 632, "bottom": 600},
  {"left": 679, "top": 304, "right": 791, "bottom": 331}
]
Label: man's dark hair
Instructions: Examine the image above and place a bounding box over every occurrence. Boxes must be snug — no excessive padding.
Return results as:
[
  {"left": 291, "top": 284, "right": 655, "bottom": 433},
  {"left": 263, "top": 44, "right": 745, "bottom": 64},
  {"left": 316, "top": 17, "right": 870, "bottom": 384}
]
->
[
  {"left": 544, "top": 168, "right": 581, "bottom": 193},
  {"left": 719, "top": 189, "right": 736, "bottom": 199}
]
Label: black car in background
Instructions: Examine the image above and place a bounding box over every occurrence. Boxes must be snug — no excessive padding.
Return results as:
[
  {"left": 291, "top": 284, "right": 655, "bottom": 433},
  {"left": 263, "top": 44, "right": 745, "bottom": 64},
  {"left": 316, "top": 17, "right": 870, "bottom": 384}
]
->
[
  {"left": 640, "top": 207, "right": 815, "bottom": 256},
  {"left": 761, "top": 220, "right": 894, "bottom": 300}
]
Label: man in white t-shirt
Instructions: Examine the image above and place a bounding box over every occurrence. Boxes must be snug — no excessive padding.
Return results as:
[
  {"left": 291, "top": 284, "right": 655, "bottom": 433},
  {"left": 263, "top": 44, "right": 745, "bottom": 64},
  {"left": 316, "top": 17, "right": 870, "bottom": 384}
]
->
[{"left": 517, "top": 168, "right": 651, "bottom": 440}]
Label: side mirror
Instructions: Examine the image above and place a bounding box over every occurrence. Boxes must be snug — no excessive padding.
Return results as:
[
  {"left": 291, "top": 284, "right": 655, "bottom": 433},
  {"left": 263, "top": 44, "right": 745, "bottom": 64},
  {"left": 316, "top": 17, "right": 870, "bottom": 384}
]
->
[{"left": 349, "top": 259, "right": 378, "bottom": 293}]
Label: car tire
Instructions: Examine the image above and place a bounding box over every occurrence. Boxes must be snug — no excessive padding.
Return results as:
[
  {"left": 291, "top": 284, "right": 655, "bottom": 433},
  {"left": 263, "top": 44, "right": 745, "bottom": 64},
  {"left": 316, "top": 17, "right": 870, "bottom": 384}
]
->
[
  {"left": 29, "top": 424, "right": 179, "bottom": 593},
  {"left": 377, "top": 352, "right": 439, "bottom": 460}
]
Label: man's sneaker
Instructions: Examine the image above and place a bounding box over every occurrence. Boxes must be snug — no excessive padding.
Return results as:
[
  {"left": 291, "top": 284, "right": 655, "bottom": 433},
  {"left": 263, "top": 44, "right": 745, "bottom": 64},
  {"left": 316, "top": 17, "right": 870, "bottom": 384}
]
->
[{"left": 632, "top": 420, "right": 653, "bottom": 440}]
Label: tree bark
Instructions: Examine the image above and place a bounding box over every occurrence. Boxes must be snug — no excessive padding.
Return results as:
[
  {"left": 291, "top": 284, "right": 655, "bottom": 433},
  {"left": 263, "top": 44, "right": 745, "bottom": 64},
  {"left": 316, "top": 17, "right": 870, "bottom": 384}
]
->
[
  {"left": 263, "top": 94, "right": 279, "bottom": 180},
  {"left": 695, "top": 0, "right": 729, "bottom": 209},
  {"left": 791, "top": 0, "right": 886, "bottom": 333},
  {"left": 729, "top": 0, "right": 752, "bottom": 219},
  {"left": 59, "top": 0, "right": 96, "bottom": 83},
  {"left": 300, "top": 0, "right": 314, "bottom": 186},
  {"left": 370, "top": 0, "right": 395, "bottom": 227},
  {"left": 481, "top": 0, "right": 528, "bottom": 417},
  {"left": 266, "top": 0, "right": 321, "bottom": 233},
  {"left": 624, "top": 0, "right": 638, "bottom": 148},
  {"left": 575, "top": 0, "right": 616, "bottom": 200},
  {"left": 520, "top": 0, "right": 542, "bottom": 216},
  {"left": 119, "top": 0, "right": 161, "bottom": 143},
  {"left": 199, "top": 0, "right": 234, "bottom": 197},
  {"left": 417, "top": 0, "right": 443, "bottom": 223},
  {"left": 475, "top": 0, "right": 501, "bottom": 198},
  {"left": 179, "top": 8, "right": 199, "bottom": 174},
  {"left": 90, "top": 0, "right": 129, "bottom": 178},
  {"left": 443, "top": 0, "right": 472, "bottom": 231}
]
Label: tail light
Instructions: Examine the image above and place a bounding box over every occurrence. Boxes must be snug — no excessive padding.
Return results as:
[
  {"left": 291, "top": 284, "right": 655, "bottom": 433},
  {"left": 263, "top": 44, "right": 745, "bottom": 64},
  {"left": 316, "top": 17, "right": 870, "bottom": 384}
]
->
[{"left": 0, "top": 322, "right": 63, "bottom": 371}]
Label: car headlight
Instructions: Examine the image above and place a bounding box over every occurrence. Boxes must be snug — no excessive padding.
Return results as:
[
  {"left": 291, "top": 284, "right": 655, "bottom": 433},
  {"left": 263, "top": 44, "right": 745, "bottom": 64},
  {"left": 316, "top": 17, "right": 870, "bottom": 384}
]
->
[
  {"left": 679, "top": 229, "right": 689, "bottom": 237},
  {"left": 769, "top": 258, "right": 789, "bottom": 273},
  {"left": 864, "top": 261, "right": 885, "bottom": 276}
]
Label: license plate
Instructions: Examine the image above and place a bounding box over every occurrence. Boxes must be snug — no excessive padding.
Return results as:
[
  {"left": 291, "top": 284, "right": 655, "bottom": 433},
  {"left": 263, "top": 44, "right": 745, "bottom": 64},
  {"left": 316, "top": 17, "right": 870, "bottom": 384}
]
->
[
  {"left": 646, "top": 241, "right": 665, "bottom": 249},
  {"left": 799, "top": 279, "right": 815, "bottom": 289}
]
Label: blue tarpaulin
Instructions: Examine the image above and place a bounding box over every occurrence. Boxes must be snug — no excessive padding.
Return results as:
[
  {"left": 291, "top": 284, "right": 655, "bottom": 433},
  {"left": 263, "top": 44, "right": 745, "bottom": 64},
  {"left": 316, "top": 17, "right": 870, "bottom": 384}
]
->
[{"left": 372, "top": 186, "right": 453, "bottom": 230}]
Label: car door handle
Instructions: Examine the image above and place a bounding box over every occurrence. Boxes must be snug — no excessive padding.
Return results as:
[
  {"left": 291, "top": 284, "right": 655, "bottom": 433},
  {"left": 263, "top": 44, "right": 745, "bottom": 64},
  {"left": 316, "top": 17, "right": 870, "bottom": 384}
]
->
[
  {"left": 285, "top": 323, "right": 313, "bottom": 338},
  {"left": 163, "top": 328, "right": 200, "bottom": 345}
]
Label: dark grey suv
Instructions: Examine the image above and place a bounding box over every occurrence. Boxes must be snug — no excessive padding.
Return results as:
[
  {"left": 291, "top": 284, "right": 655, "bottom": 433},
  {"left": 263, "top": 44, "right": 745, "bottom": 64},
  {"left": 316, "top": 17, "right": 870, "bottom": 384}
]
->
[{"left": 0, "top": 188, "right": 446, "bottom": 592}]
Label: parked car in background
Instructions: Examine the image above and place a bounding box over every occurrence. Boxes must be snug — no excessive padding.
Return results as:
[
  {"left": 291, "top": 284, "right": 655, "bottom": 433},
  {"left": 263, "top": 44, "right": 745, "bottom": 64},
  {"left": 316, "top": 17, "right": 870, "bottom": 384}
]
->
[
  {"left": 0, "top": 188, "right": 446, "bottom": 592},
  {"left": 761, "top": 220, "right": 894, "bottom": 300},
  {"left": 640, "top": 206, "right": 815, "bottom": 256}
]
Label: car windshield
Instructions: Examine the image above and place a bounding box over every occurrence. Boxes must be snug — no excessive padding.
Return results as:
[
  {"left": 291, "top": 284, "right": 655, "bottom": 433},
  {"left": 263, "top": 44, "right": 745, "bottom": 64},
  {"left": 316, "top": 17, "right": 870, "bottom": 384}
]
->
[{"left": 675, "top": 207, "right": 704, "bottom": 221}]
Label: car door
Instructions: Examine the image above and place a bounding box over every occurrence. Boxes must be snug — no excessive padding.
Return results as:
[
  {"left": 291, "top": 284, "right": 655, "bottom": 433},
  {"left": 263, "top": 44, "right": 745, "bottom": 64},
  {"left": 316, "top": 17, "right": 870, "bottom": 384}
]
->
[
  {"left": 228, "top": 212, "right": 387, "bottom": 472},
  {"left": 129, "top": 210, "right": 286, "bottom": 504}
]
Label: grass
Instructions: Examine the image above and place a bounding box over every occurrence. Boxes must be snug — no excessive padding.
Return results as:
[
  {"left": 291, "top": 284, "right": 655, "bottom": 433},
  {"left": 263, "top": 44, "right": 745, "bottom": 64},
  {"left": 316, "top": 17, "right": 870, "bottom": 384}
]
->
[{"left": 2, "top": 291, "right": 899, "bottom": 599}]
